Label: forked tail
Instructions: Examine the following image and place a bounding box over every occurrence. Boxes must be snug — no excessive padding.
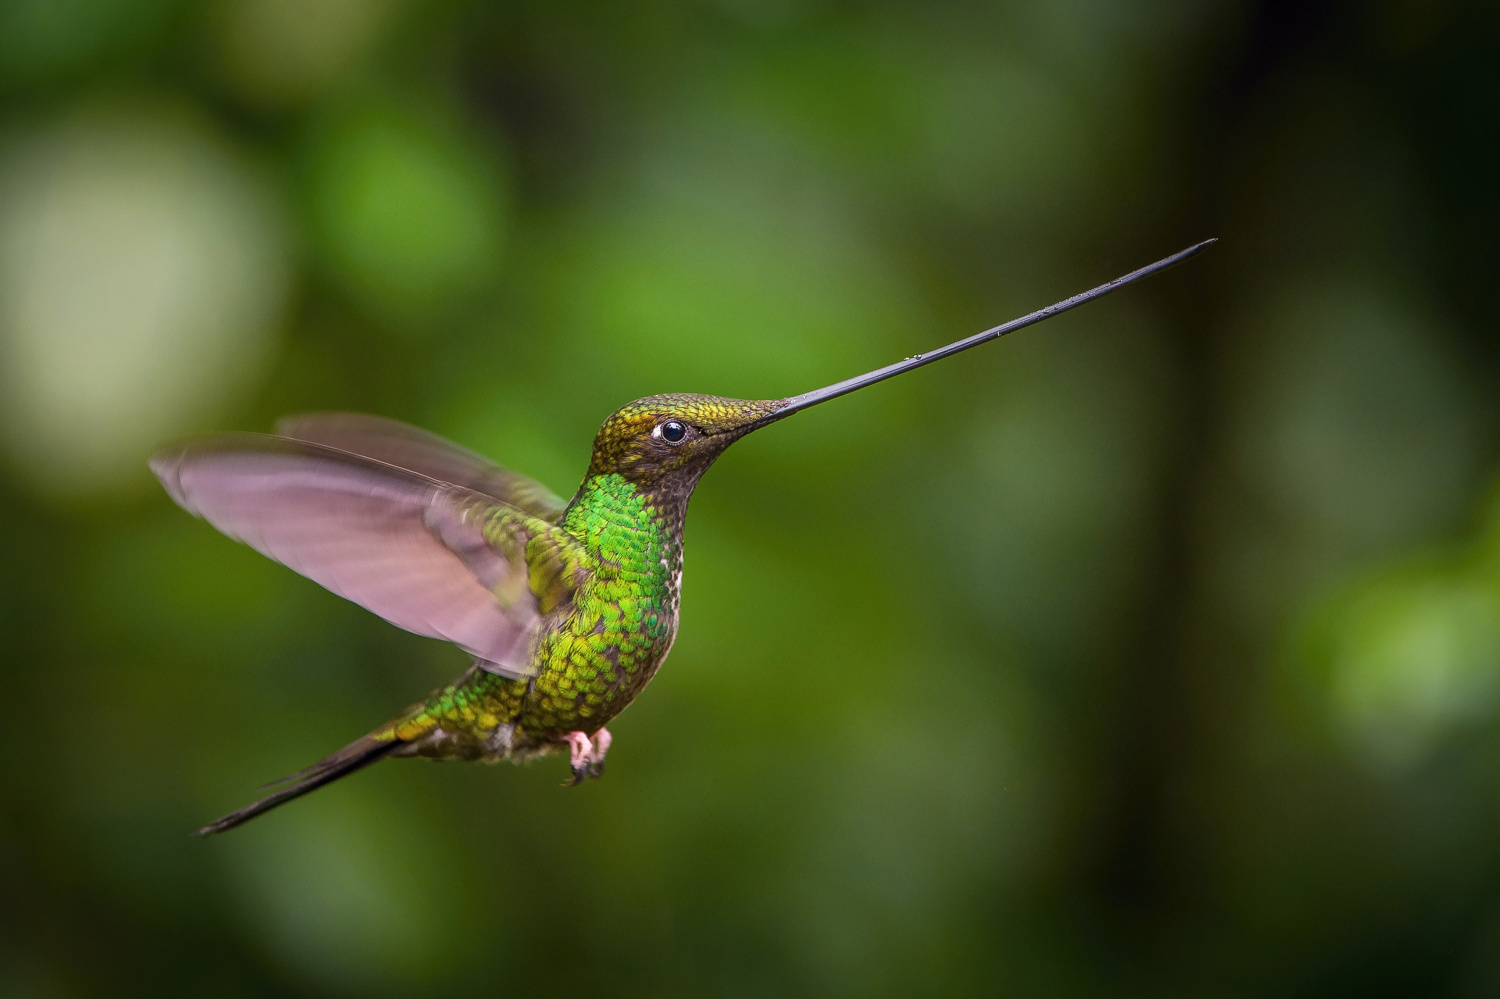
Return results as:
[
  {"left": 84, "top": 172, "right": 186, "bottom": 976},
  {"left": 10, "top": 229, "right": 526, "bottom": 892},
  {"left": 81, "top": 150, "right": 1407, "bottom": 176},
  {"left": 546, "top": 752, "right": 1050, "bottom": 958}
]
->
[{"left": 196, "top": 735, "right": 403, "bottom": 836}]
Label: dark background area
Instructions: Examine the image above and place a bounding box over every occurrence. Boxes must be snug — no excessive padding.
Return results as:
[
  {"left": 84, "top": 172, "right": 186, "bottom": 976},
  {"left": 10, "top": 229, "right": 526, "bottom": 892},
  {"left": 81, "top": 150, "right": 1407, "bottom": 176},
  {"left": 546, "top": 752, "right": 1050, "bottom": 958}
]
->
[{"left": 2, "top": 0, "right": 1499, "bottom": 995}]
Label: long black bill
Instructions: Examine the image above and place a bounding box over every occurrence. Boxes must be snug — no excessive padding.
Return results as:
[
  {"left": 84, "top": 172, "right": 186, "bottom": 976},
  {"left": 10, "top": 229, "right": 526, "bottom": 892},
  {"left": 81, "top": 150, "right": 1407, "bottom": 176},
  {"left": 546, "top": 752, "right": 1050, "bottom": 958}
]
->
[{"left": 766, "top": 238, "right": 1215, "bottom": 421}]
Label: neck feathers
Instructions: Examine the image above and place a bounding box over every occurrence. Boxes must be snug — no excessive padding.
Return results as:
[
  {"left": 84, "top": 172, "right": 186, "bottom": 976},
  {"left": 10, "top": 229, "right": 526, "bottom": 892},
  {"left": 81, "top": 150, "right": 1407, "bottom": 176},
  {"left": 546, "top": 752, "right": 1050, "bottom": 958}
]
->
[{"left": 563, "top": 472, "right": 691, "bottom": 561}]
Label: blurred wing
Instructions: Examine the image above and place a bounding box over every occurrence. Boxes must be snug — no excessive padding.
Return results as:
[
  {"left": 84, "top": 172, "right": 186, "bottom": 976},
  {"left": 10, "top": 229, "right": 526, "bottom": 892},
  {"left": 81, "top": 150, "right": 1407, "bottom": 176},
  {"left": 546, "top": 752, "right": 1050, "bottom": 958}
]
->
[
  {"left": 150, "top": 434, "right": 584, "bottom": 678},
  {"left": 276, "top": 412, "right": 568, "bottom": 522}
]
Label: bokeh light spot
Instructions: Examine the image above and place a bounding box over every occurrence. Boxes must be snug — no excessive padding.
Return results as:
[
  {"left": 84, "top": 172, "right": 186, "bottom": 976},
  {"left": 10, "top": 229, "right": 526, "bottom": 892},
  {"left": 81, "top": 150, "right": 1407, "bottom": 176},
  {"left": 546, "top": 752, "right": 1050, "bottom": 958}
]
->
[
  {"left": 1324, "top": 575, "right": 1500, "bottom": 768},
  {"left": 0, "top": 102, "right": 289, "bottom": 495},
  {"left": 307, "top": 100, "right": 507, "bottom": 323}
]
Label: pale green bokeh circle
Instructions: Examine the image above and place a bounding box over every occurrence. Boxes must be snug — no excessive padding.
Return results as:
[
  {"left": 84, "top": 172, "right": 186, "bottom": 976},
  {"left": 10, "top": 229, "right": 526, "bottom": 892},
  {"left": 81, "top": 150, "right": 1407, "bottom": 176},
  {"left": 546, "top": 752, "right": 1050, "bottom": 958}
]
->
[{"left": 0, "top": 103, "right": 290, "bottom": 495}]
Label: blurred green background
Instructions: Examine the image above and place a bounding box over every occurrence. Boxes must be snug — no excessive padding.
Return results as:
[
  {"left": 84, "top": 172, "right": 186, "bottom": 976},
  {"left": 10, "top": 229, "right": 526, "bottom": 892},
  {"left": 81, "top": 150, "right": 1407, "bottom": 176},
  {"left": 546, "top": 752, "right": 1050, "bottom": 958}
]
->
[{"left": 2, "top": 0, "right": 1499, "bottom": 995}]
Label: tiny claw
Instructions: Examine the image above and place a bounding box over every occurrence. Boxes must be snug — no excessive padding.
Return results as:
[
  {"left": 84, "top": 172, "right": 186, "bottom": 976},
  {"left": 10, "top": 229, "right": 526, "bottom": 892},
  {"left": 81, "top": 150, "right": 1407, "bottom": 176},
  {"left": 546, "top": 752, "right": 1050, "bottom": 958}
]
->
[
  {"left": 560, "top": 728, "right": 612, "bottom": 785},
  {"left": 563, "top": 731, "right": 593, "bottom": 786}
]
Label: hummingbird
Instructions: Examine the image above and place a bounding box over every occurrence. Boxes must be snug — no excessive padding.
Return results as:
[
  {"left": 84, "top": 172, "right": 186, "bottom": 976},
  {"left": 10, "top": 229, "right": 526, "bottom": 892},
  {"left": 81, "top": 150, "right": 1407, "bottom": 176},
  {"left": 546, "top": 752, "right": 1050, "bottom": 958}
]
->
[{"left": 152, "top": 240, "right": 1213, "bottom": 835}]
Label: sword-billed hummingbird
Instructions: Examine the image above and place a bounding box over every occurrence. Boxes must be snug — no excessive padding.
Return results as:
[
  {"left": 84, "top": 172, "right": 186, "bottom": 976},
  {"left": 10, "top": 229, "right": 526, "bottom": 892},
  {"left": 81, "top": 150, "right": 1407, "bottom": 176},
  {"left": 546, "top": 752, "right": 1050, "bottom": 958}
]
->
[{"left": 152, "top": 240, "right": 1213, "bottom": 834}]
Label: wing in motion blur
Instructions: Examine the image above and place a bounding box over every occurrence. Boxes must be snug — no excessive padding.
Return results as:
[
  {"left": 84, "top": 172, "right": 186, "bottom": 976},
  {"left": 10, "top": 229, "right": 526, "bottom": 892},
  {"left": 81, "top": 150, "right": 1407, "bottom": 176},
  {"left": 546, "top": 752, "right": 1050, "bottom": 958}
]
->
[
  {"left": 150, "top": 434, "right": 585, "bottom": 677},
  {"left": 276, "top": 412, "right": 569, "bottom": 522}
]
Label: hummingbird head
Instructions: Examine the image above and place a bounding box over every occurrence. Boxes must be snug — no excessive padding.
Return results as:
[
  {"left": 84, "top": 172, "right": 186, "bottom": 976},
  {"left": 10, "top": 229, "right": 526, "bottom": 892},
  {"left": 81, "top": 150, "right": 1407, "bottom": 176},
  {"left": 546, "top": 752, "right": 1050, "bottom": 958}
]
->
[
  {"left": 586, "top": 240, "right": 1216, "bottom": 496},
  {"left": 587, "top": 394, "right": 786, "bottom": 489}
]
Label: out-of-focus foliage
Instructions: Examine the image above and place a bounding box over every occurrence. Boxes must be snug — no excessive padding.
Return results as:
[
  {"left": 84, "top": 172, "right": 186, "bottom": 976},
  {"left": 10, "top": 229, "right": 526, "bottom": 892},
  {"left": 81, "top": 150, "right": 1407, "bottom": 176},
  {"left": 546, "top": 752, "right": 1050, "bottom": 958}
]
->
[
  {"left": 0, "top": 102, "right": 287, "bottom": 493},
  {"left": 2, "top": 1, "right": 1499, "bottom": 996}
]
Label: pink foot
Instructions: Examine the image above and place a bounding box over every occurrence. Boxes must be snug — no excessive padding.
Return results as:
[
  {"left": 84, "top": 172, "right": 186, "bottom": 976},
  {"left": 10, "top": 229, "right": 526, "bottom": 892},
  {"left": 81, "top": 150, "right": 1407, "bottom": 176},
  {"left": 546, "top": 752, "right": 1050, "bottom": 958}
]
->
[
  {"left": 562, "top": 728, "right": 612, "bottom": 785},
  {"left": 564, "top": 731, "right": 592, "bottom": 772}
]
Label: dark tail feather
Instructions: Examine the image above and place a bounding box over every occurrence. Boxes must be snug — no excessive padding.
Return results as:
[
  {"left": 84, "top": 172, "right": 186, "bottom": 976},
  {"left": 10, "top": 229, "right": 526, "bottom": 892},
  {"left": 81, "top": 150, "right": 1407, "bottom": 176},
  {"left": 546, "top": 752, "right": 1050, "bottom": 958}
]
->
[{"left": 195, "top": 736, "right": 402, "bottom": 836}]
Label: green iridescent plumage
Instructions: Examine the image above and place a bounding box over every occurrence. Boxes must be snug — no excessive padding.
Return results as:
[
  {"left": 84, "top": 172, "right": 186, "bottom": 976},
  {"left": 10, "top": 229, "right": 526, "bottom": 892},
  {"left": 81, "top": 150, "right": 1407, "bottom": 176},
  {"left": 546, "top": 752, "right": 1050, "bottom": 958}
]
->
[
  {"left": 150, "top": 242, "right": 1213, "bottom": 834},
  {"left": 382, "top": 467, "right": 696, "bottom": 754},
  {"left": 156, "top": 394, "right": 782, "bottom": 832}
]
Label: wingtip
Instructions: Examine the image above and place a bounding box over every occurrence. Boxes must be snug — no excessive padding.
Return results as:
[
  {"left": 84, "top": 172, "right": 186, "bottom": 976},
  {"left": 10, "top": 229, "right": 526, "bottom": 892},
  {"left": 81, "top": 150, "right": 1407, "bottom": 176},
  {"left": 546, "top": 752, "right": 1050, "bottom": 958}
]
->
[
  {"left": 148, "top": 445, "right": 192, "bottom": 511},
  {"left": 146, "top": 444, "right": 177, "bottom": 476},
  {"left": 148, "top": 433, "right": 299, "bottom": 516}
]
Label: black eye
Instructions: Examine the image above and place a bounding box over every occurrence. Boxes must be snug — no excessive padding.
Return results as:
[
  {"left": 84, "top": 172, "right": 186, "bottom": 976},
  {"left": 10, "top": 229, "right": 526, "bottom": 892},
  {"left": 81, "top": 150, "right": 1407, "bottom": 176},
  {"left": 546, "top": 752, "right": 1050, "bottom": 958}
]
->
[{"left": 659, "top": 420, "right": 687, "bottom": 444}]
